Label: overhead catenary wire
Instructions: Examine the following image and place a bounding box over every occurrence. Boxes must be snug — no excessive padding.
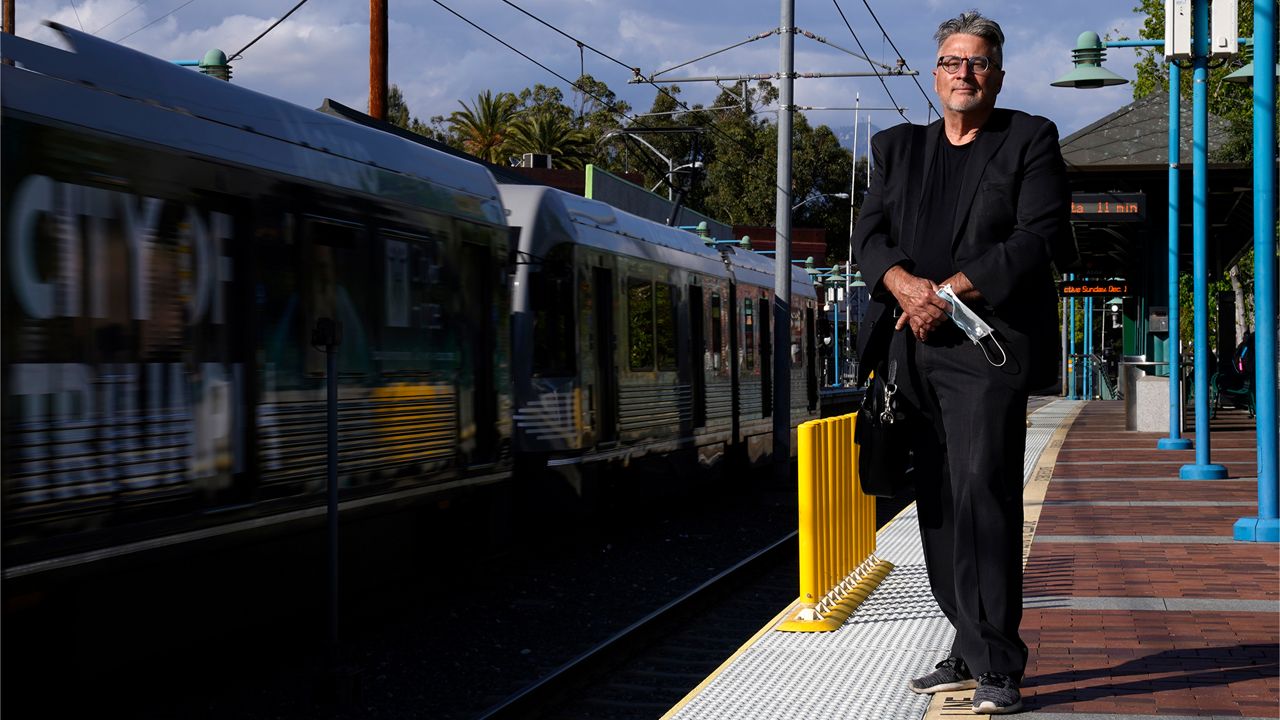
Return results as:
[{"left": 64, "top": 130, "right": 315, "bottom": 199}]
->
[
  {"left": 68, "top": 1, "right": 85, "bottom": 32},
  {"left": 229, "top": 0, "right": 311, "bottom": 61},
  {"left": 828, "top": 0, "right": 912, "bottom": 122},
  {"left": 430, "top": 0, "right": 677, "bottom": 182},
  {"left": 649, "top": 29, "right": 779, "bottom": 80},
  {"left": 116, "top": 0, "right": 199, "bottom": 43},
  {"left": 795, "top": 27, "right": 898, "bottom": 72},
  {"left": 93, "top": 0, "right": 148, "bottom": 35},
  {"left": 491, "top": 0, "right": 785, "bottom": 197},
  {"left": 853, "top": 0, "right": 939, "bottom": 122},
  {"left": 431, "top": 0, "right": 645, "bottom": 128}
]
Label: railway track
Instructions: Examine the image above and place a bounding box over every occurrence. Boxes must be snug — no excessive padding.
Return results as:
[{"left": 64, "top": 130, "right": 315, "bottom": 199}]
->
[
  {"left": 477, "top": 490, "right": 916, "bottom": 720},
  {"left": 477, "top": 532, "right": 799, "bottom": 720}
]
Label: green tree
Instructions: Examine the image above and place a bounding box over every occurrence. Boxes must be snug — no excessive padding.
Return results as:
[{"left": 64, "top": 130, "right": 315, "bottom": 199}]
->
[
  {"left": 383, "top": 84, "right": 452, "bottom": 144},
  {"left": 386, "top": 84, "right": 412, "bottom": 129},
  {"left": 448, "top": 90, "right": 521, "bottom": 164},
  {"left": 1128, "top": 0, "right": 1268, "bottom": 162},
  {"left": 506, "top": 110, "right": 593, "bottom": 168}
]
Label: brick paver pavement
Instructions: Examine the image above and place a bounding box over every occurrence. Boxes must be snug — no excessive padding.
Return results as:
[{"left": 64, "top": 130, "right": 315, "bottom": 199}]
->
[{"left": 1020, "top": 402, "right": 1278, "bottom": 718}]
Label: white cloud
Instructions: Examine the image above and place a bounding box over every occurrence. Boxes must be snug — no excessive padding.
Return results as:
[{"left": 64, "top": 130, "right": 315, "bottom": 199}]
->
[{"left": 11, "top": 0, "right": 1161, "bottom": 137}]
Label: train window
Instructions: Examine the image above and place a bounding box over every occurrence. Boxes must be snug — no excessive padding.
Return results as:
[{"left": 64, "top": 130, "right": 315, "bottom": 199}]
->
[
  {"left": 743, "top": 297, "right": 755, "bottom": 370},
  {"left": 530, "top": 244, "right": 576, "bottom": 377},
  {"left": 710, "top": 292, "right": 723, "bottom": 371},
  {"left": 377, "top": 227, "right": 448, "bottom": 378},
  {"left": 627, "top": 278, "right": 654, "bottom": 371},
  {"left": 305, "top": 220, "right": 373, "bottom": 380},
  {"left": 655, "top": 282, "right": 678, "bottom": 371}
]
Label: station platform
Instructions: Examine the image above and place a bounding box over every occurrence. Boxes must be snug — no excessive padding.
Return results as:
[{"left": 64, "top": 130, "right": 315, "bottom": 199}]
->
[{"left": 664, "top": 399, "right": 1278, "bottom": 719}]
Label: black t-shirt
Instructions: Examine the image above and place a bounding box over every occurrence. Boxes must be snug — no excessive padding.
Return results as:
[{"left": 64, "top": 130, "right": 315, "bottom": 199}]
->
[{"left": 911, "top": 137, "right": 972, "bottom": 283}]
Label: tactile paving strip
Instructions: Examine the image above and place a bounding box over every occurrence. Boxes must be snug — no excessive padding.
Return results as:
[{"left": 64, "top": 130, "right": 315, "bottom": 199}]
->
[{"left": 669, "top": 399, "right": 1081, "bottom": 720}]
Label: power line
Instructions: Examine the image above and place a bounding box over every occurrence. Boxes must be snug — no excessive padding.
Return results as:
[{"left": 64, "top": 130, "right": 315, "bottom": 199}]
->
[
  {"left": 853, "top": 0, "right": 938, "bottom": 122},
  {"left": 430, "top": 0, "right": 645, "bottom": 130},
  {"left": 68, "top": 1, "right": 85, "bottom": 32},
  {"left": 493, "top": 0, "right": 782, "bottom": 196},
  {"left": 93, "top": 0, "right": 148, "bottom": 35},
  {"left": 828, "top": 0, "right": 910, "bottom": 122},
  {"left": 229, "top": 0, "right": 311, "bottom": 62},
  {"left": 116, "top": 0, "right": 199, "bottom": 43}
]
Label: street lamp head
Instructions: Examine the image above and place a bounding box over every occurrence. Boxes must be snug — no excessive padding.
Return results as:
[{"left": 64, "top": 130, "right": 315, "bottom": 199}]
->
[
  {"left": 1051, "top": 31, "right": 1127, "bottom": 89},
  {"left": 849, "top": 270, "right": 866, "bottom": 288},
  {"left": 198, "top": 48, "right": 232, "bottom": 81},
  {"left": 1225, "top": 39, "right": 1280, "bottom": 84}
]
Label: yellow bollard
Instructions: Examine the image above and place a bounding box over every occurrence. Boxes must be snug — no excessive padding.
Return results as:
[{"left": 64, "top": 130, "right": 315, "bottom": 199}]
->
[{"left": 777, "top": 412, "right": 895, "bottom": 632}]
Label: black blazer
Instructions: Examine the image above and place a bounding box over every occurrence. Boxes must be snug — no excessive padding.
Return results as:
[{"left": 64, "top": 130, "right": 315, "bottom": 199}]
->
[{"left": 851, "top": 109, "right": 1076, "bottom": 390}]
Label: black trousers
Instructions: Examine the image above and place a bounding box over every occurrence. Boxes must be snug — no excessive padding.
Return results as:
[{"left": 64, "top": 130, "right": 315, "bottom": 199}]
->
[{"left": 889, "top": 328, "right": 1029, "bottom": 678}]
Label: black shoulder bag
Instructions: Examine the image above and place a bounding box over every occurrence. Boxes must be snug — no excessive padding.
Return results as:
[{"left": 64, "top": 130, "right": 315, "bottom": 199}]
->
[{"left": 854, "top": 359, "right": 910, "bottom": 498}]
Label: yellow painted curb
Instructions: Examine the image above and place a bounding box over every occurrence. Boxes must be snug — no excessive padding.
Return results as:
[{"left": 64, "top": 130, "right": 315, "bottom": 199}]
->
[{"left": 775, "top": 558, "right": 895, "bottom": 632}]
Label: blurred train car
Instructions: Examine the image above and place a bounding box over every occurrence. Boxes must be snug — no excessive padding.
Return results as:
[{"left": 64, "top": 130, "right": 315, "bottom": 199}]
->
[
  {"left": 1, "top": 24, "right": 514, "bottom": 571},
  {"left": 503, "top": 184, "right": 821, "bottom": 484},
  {"left": 1, "top": 23, "right": 821, "bottom": 574}
]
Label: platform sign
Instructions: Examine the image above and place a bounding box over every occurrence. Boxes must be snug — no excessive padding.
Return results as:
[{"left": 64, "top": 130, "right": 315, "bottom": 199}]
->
[
  {"left": 1059, "top": 280, "right": 1129, "bottom": 297},
  {"left": 1070, "top": 192, "right": 1146, "bottom": 221}
]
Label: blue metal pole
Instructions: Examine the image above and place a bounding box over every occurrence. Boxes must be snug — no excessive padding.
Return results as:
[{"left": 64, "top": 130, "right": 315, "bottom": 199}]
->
[
  {"left": 1235, "top": 0, "right": 1279, "bottom": 541},
  {"left": 1088, "top": 296, "right": 1095, "bottom": 398},
  {"left": 1180, "top": 0, "right": 1228, "bottom": 480},
  {"left": 1069, "top": 274, "right": 1077, "bottom": 400},
  {"left": 1160, "top": 61, "right": 1193, "bottom": 449},
  {"left": 1090, "top": 297, "right": 1096, "bottom": 398}
]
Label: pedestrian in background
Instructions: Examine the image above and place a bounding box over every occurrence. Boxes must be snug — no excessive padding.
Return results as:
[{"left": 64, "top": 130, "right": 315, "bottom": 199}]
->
[{"left": 851, "top": 9, "right": 1074, "bottom": 715}]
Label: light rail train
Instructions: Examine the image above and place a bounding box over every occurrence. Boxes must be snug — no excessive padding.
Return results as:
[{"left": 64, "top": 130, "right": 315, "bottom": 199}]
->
[{"left": 1, "top": 23, "right": 820, "bottom": 574}]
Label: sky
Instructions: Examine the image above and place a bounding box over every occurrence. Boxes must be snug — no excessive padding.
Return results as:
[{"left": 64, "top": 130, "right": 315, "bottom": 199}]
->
[{"left": 18, "top": 0, "right": 1153, "bottom": 147}]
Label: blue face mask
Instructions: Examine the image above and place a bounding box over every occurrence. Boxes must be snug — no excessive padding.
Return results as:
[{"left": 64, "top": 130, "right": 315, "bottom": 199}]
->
[{"left": 937, "top": 284, "right": 1006, "bottom": 367}]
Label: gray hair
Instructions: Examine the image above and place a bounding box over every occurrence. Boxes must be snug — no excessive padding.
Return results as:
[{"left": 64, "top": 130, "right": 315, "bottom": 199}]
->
[{"left": 934, "top": 10, "right": 1005, "bottom": 67}]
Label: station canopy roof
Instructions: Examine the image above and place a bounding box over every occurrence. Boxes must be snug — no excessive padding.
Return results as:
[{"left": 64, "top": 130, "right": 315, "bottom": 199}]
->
[{"left": 1058, "top": 91, "right": 1253, "bottom": 280}]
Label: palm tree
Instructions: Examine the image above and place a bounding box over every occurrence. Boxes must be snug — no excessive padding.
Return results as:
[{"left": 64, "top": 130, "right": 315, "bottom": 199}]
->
[
  {"left": 505, "top": 111, "right": 592, "bottom": 168},
  {"left": 448, "top": 90, "right": 520, "bottom": 164}
]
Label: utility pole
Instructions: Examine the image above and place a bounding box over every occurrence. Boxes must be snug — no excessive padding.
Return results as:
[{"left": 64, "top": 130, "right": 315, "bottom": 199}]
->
[
  {"left": 4, "top": 0, "right": 14, "bottom": 35},
  {"left": 772, "top": 0, "right": 795, "bottom": 483},
  {"left": 370, "top": 0, "right": 387, "bottom": 120}
]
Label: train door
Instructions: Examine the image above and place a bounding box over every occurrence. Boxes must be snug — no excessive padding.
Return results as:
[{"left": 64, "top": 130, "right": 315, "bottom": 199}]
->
[
  {"left": 689, "top": 283, "right": 706, "bottom": 428},
  {"left": 460, "top": 240, "right": 498, "bottom": 464},
  {"left": 593, "top": 266, "right": 618, "bottom": 443},
  {"left": 759, "top": 291, "right": 772, "bottom": 418}
]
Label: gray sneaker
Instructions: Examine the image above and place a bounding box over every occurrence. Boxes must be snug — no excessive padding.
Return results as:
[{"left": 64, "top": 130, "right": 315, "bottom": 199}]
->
[
  {"left": 972, "top": 672, "right": 1022, "bottom": 714},
  {"left": 908, "top": 656, "right": 976, "bottom": 694}
]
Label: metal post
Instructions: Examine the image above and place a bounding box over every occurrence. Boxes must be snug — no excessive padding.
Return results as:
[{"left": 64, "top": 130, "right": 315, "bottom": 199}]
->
[
  {"left": 1180, "top": 0, "right": 1228, "bottom": 479},
  {"left": 772, "top": 0, "right": 795, "bottom": 482},
  {"left": 1086, "top": 296, "right": 1094, "bottom": 398},
  {"left": 1061, "top": 296, "right": 1069, "bottom": 397},
  {"left": 847, "top": 94, "right": 859, "bottom": 356},
  {"left": 369, "top": 0, "right": 388, "bottom": 120},
  {"left": 832, "top": 278, "right": 840, "bottom": 387},
  {"left": 1236, "top": 0, "right": 1278, "bottom": 541},
  {"left": 1159, "top": 60, "right": 1193, "bottom": 449},
  {"left": 865, "top": 115, "right": 872, "bottom": 188},
  {"left": 1069, "top": 275, "right": 1077, "bottom": 400}
]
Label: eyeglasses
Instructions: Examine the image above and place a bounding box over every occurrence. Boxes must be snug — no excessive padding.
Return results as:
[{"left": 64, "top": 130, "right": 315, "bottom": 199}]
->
[{"left": 936, "top": 55, "right": 998, "bottom": 75}]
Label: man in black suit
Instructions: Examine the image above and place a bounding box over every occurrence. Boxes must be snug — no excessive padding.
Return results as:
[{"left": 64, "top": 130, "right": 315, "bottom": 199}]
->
[{"left": 851, "top": 10, "right": 1072, "bottom": 715}]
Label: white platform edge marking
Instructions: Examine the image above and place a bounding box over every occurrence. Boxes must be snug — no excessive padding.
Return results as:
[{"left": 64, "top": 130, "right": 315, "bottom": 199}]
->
[{"left": 669, "top": 399, "right": 1082, "bottom": 720}]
